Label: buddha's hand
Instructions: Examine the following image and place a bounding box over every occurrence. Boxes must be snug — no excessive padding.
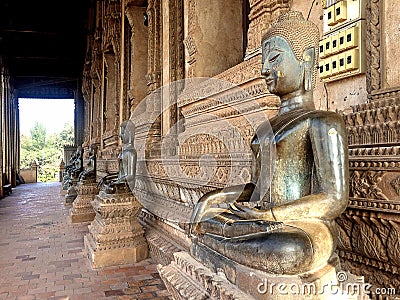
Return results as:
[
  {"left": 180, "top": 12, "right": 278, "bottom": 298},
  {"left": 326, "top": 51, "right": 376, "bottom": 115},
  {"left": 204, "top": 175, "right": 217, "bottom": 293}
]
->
[
  {"left": 189, "top": 189, "right": 230, "bottom": 235},
  {"left": 228, "top": 203, "right": 272, "bottom": 221}
]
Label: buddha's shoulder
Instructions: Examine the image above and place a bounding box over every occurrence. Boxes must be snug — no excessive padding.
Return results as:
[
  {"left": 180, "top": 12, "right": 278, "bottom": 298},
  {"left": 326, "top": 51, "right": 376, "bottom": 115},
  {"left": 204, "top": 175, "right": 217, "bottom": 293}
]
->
[
  {"left": 270, "top": 109, "right": 343, "bottom": 124},
  {"left": 308, "top": 110, "right": 345, "bottom": 125}
]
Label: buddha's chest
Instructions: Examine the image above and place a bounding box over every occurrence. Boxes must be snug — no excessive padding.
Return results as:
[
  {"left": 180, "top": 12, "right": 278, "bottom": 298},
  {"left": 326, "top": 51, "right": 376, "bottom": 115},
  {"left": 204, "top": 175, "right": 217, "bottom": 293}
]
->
[{"left": 256, "top": 115, "right": 314, "bottom": 208}]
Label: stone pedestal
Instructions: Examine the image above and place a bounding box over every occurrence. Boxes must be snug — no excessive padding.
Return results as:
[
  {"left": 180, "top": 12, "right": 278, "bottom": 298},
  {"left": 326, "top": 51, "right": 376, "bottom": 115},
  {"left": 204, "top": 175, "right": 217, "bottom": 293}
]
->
[
  {"left": 84, "top": 190, "right": 148, "bottom": 269},
  {"left": 70, "top": 181, "right": 98, "bottom": 223},
  {"left": 158, "top": 241, "right": 369, "bottom": 300}
]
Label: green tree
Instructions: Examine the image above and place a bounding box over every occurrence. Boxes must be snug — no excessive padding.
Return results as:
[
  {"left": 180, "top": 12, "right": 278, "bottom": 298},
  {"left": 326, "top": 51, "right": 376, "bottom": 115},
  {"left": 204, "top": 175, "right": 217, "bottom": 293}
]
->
[
  {"left": 59, "top": 123, "right": 74, "bottom": 146},
  {"left": 20, "top": 122, "right": 75, "bottom": 182},
  {"left": 30, "top": 121, "right": 46, "bottom": 150}
]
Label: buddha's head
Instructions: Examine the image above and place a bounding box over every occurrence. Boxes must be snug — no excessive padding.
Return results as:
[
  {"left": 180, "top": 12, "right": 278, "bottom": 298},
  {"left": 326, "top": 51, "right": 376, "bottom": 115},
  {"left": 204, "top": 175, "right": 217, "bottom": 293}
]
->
[
  {"left": 261, "top": 11, "right": 319, "bottom": 98},
  {"left": 120, "top": 120, "right": 135, "bottom": 145},
  {"left": 120, "top": 121, "right": 127, "bottom": 140}
]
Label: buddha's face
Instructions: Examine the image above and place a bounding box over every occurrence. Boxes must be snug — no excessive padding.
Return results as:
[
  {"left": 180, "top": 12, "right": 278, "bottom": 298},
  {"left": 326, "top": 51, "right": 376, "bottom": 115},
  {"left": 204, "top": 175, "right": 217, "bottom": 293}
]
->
[
  {"left": 261, "top": 36, "right": 303, "bottom": 97},
  {"left": 119, "top": 125, "right": 126, "bottom": 139}
]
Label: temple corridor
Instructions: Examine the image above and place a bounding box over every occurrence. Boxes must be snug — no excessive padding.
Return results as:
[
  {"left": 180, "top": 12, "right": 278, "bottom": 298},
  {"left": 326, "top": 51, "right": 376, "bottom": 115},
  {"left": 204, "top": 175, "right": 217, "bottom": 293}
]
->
[{"left": 0, "top": 182, "right": 170, "bottom": 300}]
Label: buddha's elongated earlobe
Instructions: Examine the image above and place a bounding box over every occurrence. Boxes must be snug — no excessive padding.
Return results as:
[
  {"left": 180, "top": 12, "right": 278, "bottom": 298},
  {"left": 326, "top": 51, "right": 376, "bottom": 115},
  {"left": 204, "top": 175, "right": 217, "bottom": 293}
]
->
[{"left": 303, "top": 47, "right": 315, "bottom": 91}]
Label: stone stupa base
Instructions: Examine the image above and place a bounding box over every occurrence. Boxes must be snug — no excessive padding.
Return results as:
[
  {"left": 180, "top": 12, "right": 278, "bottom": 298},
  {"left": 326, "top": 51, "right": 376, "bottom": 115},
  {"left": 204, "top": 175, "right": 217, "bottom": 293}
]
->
[
  {"left": 84, "top": 190, "right": 148, "bottom": 269},
  {"left": 70, "top": 181, "right": 98, "bottom": 223}
]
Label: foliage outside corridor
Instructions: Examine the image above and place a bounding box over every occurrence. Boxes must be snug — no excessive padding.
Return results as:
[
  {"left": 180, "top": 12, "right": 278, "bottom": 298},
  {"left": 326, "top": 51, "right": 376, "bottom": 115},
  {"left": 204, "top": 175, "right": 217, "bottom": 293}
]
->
[{"left": 20, "top": 122, "right": 74, "bottom": 182}]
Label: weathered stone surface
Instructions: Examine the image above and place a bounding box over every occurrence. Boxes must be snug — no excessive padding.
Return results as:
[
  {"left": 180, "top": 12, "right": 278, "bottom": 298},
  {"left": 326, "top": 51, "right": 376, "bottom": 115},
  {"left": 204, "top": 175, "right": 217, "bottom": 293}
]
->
[
  {"left": 139, "top": 209, "right": 189, "bottom": 266},
  {"left": 84, "top": 190, "right": 148, "bottom": 268},
  {"left": 77, "top": 0, "right": 400, "bottom": 297},
  {"left": 339, "top": 91, "right": 400, "bottom": 295},
  {"left": 159, "top": 251, "right": 366, "bottom": 300},
  {"left": 70, "top": 182, "right": 98, "bottom": 223},
  {"left": 158, "top": 251, "right": 253, "bottom": 300}
]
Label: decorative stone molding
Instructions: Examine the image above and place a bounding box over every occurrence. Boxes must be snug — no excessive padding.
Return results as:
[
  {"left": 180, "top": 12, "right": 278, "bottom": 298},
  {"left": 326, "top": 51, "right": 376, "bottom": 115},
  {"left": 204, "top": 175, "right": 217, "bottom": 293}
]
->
[
  {"left": 140, "top": 209, "right": 188, "bottom": 266},
  {"left": 246, "top": 0, "right": 290, "bottom": 56},
  {"left": 340, "top": 90, "right": 400, "bottom": 296},
  {"left": 366, "top": 0, "right": 381, "bottom": 94},
  {"left": 159, "top": 250, "right": 362, "bottom": 300},
  {"left": 103, "top": 0, "right": 122, "bottom": 56},
  {"left": 70, "top": 182, "right": 98, "bottom": 223},
  {"left": 146, "top": 0, "right": 162, "bottom": 93},
  {"left": 102, "top": 133, "right": 120, "bottom": 159},
  {"left": 336, "top": 209, "right": 400, "bottom": 291},
  {"left": 158, "top": 252, "right": 253, "bottom": 300},
  {"left": 183, "top": 35, "right": 196, "bottom": 65},
  {"left": 84, "top": 190, "right": 148, "bottom": 268}
]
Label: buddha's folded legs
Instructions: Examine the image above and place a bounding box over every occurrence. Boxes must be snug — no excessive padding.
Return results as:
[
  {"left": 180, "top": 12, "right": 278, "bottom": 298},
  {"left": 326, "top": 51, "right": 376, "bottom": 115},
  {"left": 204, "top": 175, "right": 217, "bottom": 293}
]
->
[
  {"left": 196, "top": 219, "right": 335, "bottom": 275},
  {"left": 196, "top": 213, "right": 283, "bottom": 237}
]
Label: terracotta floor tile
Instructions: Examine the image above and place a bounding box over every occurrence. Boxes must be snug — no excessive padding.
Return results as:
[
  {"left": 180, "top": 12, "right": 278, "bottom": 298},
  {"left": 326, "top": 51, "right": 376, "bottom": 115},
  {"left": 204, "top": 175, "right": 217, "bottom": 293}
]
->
[{"left": 0, "top": 182, "right": 171, "bottom": 300}]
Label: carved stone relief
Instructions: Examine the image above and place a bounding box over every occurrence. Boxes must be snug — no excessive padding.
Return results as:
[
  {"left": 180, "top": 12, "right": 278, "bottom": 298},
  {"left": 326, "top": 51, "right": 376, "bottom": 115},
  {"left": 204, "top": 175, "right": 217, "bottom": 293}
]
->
[
  {"left": 133, "top": 56, "right": 277, "bottom": 226},
  {"left": 340, "top": 89, "right": 400, "bottom": 296},
  {"left": 366, "top": 0, "right": 381, "bottom": 93},
  {"left": 246, "top": 0, "right": 290, "bottom": 56}
]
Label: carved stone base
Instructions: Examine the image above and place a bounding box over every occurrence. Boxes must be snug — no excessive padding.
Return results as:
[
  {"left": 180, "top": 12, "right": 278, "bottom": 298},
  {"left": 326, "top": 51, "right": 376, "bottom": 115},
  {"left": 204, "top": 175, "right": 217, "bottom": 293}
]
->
[
  {"left": 159, "top": 241, "right": 369, "bottom": 300},
  {"left": 70, "top": 182, "right": 98, "bottom": 223},
  {"left": 84, "top": 190, "right": 148, "bottom": 269},
  {"left": 158, "top": 252, "right": 253, "bottom": 300},
  {"left": 139, "top": 209, "right": 189, "bottom": 266}
]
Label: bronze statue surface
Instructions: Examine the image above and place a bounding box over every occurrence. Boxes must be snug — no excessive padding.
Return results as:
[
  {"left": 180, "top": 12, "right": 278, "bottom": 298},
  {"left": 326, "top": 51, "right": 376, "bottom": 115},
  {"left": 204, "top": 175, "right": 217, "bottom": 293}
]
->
[
  {"left": 71, "top": 146, "right": 84, "bottom": 179},
  {"left": 98, "top": 120, "right": 137, "bottom": 194},
  {"left": 189, "top": 11, "right": 349, "bottom": 275},
  {"left": 79, "top": 144, "right": 98, "bottom": 184},
  {"left": 63, "top": 147, "right": 84, "bottom": 190}
]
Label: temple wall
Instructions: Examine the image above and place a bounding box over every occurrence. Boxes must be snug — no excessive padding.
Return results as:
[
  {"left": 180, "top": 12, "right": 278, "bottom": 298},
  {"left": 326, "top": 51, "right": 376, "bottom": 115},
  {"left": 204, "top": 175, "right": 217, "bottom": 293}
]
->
[
  {"left": 335, "top": 0, "right": 400, "bottom": 293},
  {"left": 382, "top": 0, "right": 400, "bottom": 89},
  {"left": 80, "top": 0, "right": 400, "bottom": 295}
]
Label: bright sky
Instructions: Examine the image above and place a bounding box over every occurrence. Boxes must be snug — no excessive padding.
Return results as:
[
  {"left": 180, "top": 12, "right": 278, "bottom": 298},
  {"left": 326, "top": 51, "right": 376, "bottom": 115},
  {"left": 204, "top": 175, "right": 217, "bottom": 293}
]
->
[{"left": 19, "top": 98, "right": 75, "bottom": 135}]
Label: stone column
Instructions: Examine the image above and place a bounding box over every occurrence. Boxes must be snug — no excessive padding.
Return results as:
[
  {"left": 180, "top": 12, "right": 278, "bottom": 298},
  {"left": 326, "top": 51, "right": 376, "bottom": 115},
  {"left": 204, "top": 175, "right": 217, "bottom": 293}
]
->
[
  {"left": 160, "top": 0, "right": 184, "bottom": 157},
  {"left": 84, "top": 189, "right": 148, "bottom": 268},
  {"left": 92, "top": 79, "right": 102, "bottom": 145},
  {"left": 74, "top": 85, "right": 85, "bottom": 146},
  {"left": 143, "top": 0, "right": 162, "bottom": 158},
  {"left": 125, "top": 2, "right": 148, "bottom": 114}
]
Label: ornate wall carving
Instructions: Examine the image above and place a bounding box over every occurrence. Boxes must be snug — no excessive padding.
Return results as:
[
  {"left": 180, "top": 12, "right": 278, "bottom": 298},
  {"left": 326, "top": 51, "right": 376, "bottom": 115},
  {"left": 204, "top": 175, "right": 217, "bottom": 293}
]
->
[
  {"left": 246, "top": 0, "right": 290, "bottom": 56},
  {"left": 340, "top": 91, "right": 400, "bottom": 295},
  {"left": 134, "top": 55, "right": 278, "bottom": 231},
  {"left": 338, "top": 1, "right": 400, "bottom": 291},
  {"left": 366, "top": 0, "right": 381, "bottom": 94}
]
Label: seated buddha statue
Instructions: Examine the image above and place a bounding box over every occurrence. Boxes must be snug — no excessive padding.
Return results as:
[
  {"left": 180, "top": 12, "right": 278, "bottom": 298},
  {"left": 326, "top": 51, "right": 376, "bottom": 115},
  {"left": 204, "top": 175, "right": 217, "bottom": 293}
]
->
[
  {"left": 189, "top": 11, "right": 349, "bottom": 275},
  {"left": 79, "top": 144, "right": 98, "bottom": 184},
  {"left": 98, "top": 120, "right": 137, "bottom": 194},
  {"left": 70, "top": 146, "right": 84, "bottom": 179}
]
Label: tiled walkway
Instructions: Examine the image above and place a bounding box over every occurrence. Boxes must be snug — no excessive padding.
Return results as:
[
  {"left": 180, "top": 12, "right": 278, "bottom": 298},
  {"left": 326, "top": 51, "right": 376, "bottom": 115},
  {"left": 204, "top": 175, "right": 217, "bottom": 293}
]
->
[{"left": 0, "top": 182, "right": 171, "bottom": 300}]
